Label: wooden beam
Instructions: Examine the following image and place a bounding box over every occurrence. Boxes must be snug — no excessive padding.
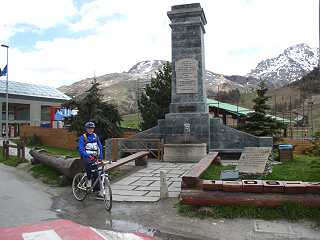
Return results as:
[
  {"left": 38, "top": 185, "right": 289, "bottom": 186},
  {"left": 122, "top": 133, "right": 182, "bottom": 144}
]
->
[
  {"left": 182, "top": 152, "right": 219, "bottom": 187},
  {"left": 105, "top": 151, "right": 149, "bottom": 171},
  {"left": 181, "top": 189, "right": 320, "bottom": 208}
]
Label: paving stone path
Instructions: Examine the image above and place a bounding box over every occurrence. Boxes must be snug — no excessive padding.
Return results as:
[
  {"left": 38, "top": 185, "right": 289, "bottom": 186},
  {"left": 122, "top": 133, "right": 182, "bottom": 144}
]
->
[{"left": 111, "top": 162, "right": 194, "bottom": 202}]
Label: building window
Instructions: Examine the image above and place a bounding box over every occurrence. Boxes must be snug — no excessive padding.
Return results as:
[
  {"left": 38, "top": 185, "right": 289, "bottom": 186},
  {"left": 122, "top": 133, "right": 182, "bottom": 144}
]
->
[
  {"left": 41, "top": 106, "right": 50, "bottom": 121},
  {"left": 2, "top": 103, "right": 30, "bottom": 121}
]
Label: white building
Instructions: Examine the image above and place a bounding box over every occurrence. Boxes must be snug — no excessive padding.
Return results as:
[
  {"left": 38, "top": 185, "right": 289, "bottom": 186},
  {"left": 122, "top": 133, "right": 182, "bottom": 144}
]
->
[{"left": 0, "top": 80, "right": 70, "bottom": 137}]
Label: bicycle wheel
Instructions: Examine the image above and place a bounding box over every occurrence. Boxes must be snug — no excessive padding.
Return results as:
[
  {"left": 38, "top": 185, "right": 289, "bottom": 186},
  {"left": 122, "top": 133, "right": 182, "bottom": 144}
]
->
[
  {"left": 72, "top": 172, "right": 88, "bottom": 201},
  {"left": 102, "top": 178, "right": 112, "bottom": 211}
]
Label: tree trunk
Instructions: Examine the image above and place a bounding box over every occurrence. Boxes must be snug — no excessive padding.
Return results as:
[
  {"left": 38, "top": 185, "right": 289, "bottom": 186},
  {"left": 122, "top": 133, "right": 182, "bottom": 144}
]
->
[{"left": 29, "top": 149, "right": 84, "bottom": 178}]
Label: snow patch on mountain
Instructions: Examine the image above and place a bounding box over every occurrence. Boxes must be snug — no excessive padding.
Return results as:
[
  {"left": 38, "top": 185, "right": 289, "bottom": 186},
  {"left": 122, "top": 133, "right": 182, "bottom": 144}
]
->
[{"left": 247, "top": 43, "right": 319, "bottom": 87}]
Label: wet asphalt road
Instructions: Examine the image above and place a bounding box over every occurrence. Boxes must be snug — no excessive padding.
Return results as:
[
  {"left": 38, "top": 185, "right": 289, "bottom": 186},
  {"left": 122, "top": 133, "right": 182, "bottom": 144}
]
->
[{"left": 0, "top": 164, "right": 58, "bottom": 228}]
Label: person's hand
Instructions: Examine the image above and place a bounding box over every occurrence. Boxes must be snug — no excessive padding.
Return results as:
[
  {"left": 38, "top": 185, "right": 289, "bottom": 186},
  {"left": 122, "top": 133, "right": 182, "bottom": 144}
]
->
[{"left": 89, "top": 155, "right": 95, "bottom": 161}]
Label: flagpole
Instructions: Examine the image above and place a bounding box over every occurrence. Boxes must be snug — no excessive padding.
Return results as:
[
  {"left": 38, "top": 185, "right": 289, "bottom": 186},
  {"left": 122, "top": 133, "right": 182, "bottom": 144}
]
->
[{"left": 1, "top": 44, "right": 9, "bottom": 141}]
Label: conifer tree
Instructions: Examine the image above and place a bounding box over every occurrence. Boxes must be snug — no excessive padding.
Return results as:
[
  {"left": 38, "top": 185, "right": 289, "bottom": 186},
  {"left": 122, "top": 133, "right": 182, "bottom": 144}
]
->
[
  {"left": 138, "top": 62, "right": 172, "bottom": 130},
  {"left": 239, "top": 82, "right": 284, "bottom": 136},
  {"left": 63, "top": 78, "right": 122, "bottom": 141}
]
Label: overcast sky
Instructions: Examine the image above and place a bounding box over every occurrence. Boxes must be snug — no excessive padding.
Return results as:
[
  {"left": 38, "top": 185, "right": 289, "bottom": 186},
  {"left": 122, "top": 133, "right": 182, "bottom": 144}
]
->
[{"left": 0, "top": 0, "right": 318, "bottom": 87}]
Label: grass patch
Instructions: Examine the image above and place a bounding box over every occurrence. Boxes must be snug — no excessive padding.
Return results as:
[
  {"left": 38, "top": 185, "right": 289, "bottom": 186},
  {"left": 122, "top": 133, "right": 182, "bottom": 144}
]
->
[
  {"left": 200, "top": 164, "right": 234, "bottom": 180},
  {"left": 263, "top": 155, "right": 320, "bottom": 182},
  {"left": 182, "top": 154, "right": 320, "bottom": 222},
  {"left": 30, "top": 164, "right": 69, "bottom": 186},
  {"left": 121, "top": 113, "right": 140, "bottom": 129},
  {"left": 177, "top": 202, "right": 320, "bottom": 223},
  {"left": 0, "top": 147, "right": 20, "bottom": 167},
  {"left": 201, "top": 155, "right": 320, "bottom": 182}
]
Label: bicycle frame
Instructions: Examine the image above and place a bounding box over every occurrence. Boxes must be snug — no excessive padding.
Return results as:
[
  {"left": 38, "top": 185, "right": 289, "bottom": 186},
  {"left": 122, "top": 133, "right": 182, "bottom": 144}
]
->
[{"left": 77, "top": 162, "right": 108, "bottom": 192}]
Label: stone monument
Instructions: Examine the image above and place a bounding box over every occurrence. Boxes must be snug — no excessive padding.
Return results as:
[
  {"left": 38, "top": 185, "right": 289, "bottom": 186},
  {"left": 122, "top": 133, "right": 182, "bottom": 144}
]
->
[
  {"left": 132, "top": 3, "right": 272, "bottom": 163},
  {"left": 159, "top": 3, "right": 209, "bottom": 162}
]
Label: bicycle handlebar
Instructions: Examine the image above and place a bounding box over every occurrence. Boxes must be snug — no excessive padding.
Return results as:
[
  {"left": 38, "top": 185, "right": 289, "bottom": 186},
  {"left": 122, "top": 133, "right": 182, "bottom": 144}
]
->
[{"left": 91, "top": 160, "right": 108, "bottom": 166}]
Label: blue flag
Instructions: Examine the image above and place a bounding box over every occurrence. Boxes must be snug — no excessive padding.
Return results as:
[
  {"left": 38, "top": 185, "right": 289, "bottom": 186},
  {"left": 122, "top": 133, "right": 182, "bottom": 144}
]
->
[{"left": 0, "top": 65, "right": 7, "bottom": 77}]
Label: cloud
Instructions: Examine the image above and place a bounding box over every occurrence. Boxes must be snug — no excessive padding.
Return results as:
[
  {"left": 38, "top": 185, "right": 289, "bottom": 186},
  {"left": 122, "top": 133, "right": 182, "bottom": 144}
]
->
[{"left": 0, "top": 0, "right": 318, "bottom": 87}]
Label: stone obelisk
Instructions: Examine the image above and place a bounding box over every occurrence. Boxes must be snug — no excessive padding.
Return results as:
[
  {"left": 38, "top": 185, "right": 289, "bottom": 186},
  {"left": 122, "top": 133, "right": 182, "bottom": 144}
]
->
[{"left": 159, "top": 3, "right": 210, "bottom": 161}]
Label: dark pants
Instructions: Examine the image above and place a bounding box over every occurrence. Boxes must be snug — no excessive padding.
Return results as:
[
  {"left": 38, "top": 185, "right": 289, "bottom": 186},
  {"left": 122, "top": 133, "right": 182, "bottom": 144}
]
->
[{"left": 83, "top": 158, "right": 100, "bottom": 191}]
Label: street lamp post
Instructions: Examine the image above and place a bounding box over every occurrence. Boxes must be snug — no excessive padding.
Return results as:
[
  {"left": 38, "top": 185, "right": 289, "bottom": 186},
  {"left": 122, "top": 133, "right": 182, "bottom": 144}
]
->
[{"left": 1, "top": 44, "right": 9, "bottom": 141}]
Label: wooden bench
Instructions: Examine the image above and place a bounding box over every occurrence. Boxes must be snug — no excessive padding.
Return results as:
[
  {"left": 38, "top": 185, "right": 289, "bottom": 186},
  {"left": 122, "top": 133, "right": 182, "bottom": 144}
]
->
[
  {"left": 182, "top": 152, "right": 219, "bottom": 188},
  {"left": 105, "top": 151, "right": 149, "bottom": 171}
]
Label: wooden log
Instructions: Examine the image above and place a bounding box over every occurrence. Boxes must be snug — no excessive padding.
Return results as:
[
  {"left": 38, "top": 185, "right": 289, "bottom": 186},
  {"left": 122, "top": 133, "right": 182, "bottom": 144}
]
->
[
  {"left": 180, "top": 189, "right": 320, "bottom": 208},
  {"left": 29, "top": 149, "right": 84, "bottom": 178}
]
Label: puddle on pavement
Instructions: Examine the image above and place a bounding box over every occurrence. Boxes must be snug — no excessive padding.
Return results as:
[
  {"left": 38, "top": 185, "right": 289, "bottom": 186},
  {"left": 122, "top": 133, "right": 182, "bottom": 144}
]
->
[
  {"left": 104, "top": 219, "right": 202, "bottom": 240},
  {"left": 105, "top": 219, "right": 158, "bottom": 236}
]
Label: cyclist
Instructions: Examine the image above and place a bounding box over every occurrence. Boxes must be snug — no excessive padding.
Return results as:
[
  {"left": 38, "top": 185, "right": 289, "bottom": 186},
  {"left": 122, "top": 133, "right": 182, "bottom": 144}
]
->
[{"left": 78, "top": 121, "right": 103, "bottom": 196}]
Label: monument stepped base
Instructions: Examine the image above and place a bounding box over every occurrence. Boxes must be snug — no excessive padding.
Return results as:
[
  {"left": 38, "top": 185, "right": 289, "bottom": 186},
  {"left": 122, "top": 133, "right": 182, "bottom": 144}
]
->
[{"left": 163, "top": 143, "right": 207, "bottom": 163}]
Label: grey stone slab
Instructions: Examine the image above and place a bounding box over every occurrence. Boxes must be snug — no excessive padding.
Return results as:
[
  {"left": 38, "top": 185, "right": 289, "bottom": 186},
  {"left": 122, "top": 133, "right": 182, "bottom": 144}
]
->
[
  {"left": 140, "top": 176, "right": 170, "bottom": 181},
  {"left": 168, "top": 169, "right": 186, "bottom": 175},
  {"left": 114, "top": 177, "right": 141, "bottom": 185},
  {"left": 159, "top": 166, "right": 180, "bottom": 169},
  {"left": 112, "top": 190, "right": 148, "bottom": 196},
  {"left": 131, "top": 173, "right": 154, "bottom": 177},
  {"left": 149, "top": 181, "right": 161, "bottom": 187},
  {"left": 168, "top": 192, "right": 180, "bottom": 198},
  {"left": 135, "top": 186, "right": 160, "bottom": 191},
  {"left": 168, "top": 186, "right": 181, "bottom": 192},
  {"left": 145, "top": 191, "right": 160, "bottom": 197},
  {"left": 170, "top": 177, "right": 182, "bottom": 182},
  {"left": 152, "top": 173, "right": 180, "bottom": 178},
  {"left": 180, "top": 164, "right": 195, "bottom": 168},
  {"left": 110, "top": 185, "right": 137, "bottom": 190},
  {"left": 145, "top": 166, "right": 162, "bottom": 170},
  {"left": 151, "top": 169, "right": 169, "bottom": 174},
  {"left": 169, "top": 181, "right": 182, "bottom": 188},
  {"left": 129, "top": 180, "right": 154, "bottom": 187},
  {"left": 145, "top": 191, "right": 180, "bottom": 198},
  {"left": 136, "top": 169, "right": 155, "bottom": 174},
  {"left": 112, "top": 195, "right": 160, "bottom": 202}
]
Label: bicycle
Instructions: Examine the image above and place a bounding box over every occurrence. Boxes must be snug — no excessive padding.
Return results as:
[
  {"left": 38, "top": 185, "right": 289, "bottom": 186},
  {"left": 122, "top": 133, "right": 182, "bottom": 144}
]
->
[{"left": 72, "top": 160, "right": 112, "bottom": 211}]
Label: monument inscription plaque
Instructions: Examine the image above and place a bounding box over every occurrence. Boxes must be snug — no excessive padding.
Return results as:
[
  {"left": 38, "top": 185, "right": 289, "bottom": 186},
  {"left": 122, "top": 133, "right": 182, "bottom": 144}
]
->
[
  {"left": 175, "top": 58, "right": 198, "bottom": 94},
  {"left": 177, "top": 105, "right": 196, "bottom": 113}
]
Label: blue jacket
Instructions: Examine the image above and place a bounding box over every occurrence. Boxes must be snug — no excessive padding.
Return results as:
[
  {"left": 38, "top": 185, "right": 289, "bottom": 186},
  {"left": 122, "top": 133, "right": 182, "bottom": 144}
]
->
[{"left": 78, "top": 133, "right": 103, "bottom": 160}]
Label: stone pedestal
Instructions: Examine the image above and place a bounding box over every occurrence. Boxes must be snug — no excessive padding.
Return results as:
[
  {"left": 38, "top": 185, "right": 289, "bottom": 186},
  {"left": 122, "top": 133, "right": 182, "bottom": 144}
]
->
[
  {"left": 159, "top": 112, "right": 210, "bottom": 144},
  {"left": 163, "top": 143, "right": 207, "bottom": 162}
]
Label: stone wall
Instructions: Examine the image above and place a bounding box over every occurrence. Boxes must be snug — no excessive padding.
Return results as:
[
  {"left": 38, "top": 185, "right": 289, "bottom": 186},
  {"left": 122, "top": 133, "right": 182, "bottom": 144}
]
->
[{"left": 210, "top": 118, "right": 273, "bottom": 150}]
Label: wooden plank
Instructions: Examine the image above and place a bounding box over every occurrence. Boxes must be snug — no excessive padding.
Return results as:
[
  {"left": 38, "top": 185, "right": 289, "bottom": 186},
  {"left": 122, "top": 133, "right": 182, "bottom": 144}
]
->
[
  {"left": 121, "top": 149, "right": 159, "bottom": 152},
  {"left": 182, "top": 152, "right": 219, "bottom": 187},
  {"left": 120, "top": 139, "right": 161, "bottom": 143},
  {"left": 105, "top": 151, "right": 149, "bottom": 171},
  {"left": 180, "top": 189, "right": 320, "bottom": 208}
]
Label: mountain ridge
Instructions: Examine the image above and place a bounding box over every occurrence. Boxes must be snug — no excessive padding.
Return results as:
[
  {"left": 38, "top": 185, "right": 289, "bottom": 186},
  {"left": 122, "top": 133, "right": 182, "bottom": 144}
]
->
[{"left": 58, "top": 43, "right": 319, "bottom": 114}]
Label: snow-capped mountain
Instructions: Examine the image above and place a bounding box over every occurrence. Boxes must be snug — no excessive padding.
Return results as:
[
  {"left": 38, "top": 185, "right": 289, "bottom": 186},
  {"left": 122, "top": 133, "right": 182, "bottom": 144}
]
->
[
  {"left": 128, "top": 60, "right": 167, "bottom": 75},
  {"left": 58, "top": 43, "right": 319, "bottom": 113},
  {"left": 247, "top": 43, "right": 319, "bottom": 88}
]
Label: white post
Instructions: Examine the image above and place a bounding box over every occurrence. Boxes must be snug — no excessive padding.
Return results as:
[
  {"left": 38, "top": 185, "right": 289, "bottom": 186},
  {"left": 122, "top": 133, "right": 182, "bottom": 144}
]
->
[{"left": 160, "top": 171, "right": 168, "bottom": 199}]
